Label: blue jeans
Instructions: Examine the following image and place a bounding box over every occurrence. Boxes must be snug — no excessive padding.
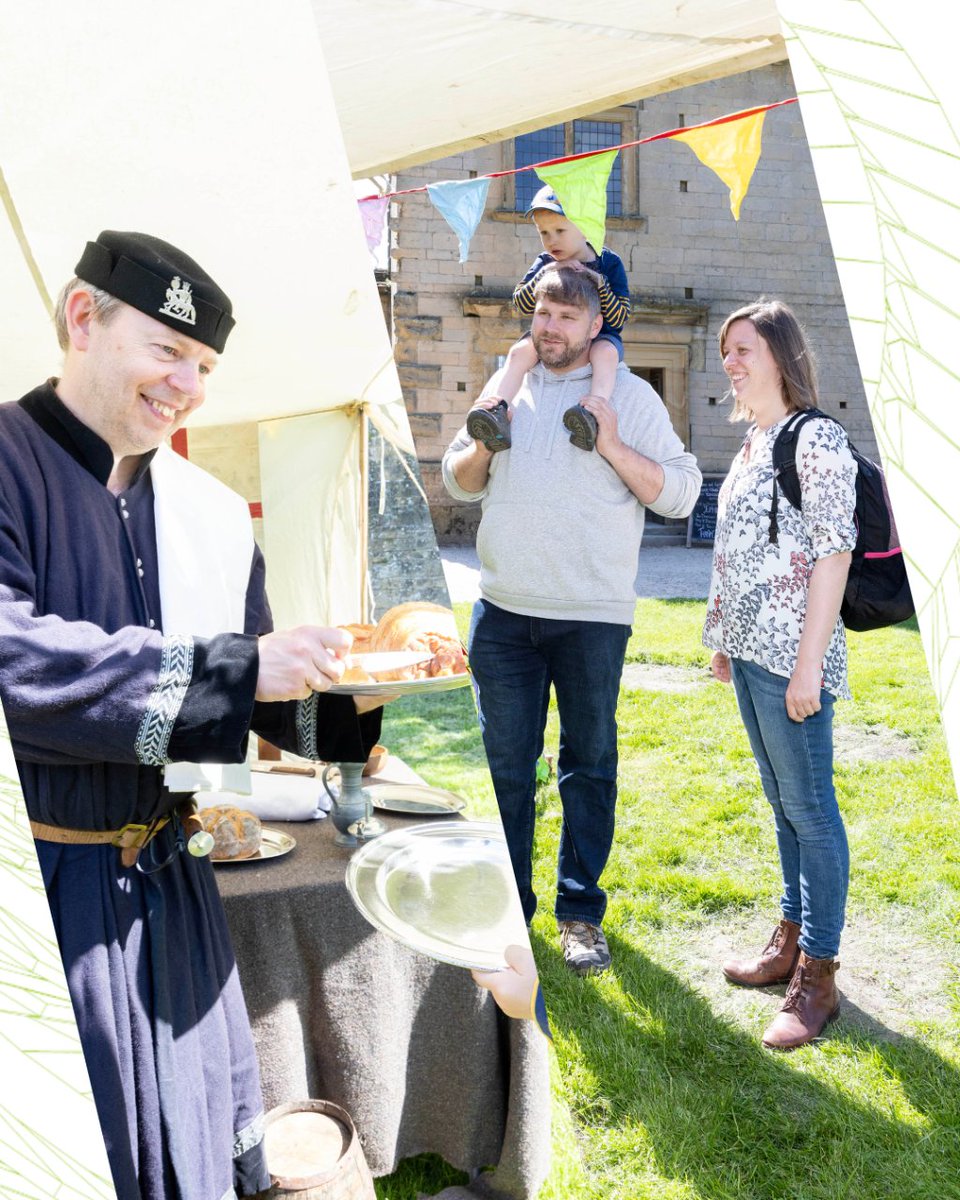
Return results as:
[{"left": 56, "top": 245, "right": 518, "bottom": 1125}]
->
[
  {"left": 730, "top": 657, "right": 849, "bottom": 959},
  {"left": 468, "top": 600, "right": 631, "bottom": 925}
]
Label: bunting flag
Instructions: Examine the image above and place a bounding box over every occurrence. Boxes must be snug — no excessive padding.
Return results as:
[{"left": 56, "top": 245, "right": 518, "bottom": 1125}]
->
[
  {"left": 427, "top": 176, "right": 492, "bottom": 263},
  {"left": 356, "top": 100, "right": 799, "bottom": 253},
  {"left": 358, "top": 195, "right": 390, "bottom": 253},
  {"left": 672, "top": 110, "right": 766, "bottom": 220},
  {"left": 534, "top": 149, "right": 618, "bottom": 252}
]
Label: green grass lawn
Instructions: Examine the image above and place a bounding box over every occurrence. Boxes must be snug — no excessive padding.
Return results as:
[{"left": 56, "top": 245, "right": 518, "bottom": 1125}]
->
[{"left": 379, "top": 601, "right": 960, "bottom": 1200}]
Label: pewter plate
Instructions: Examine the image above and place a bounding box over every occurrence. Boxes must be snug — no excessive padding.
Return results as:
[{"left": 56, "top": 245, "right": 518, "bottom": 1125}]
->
[
  {"left": 345, "top": 821, "right": 527, "bottom": 970},
  {"left": 327, "top": 672, "right": 472, "bottom": 698},
  {"left": 211, "top": 827, "right": 297, "bottom": 864},
  {"left": 366, "top": 783, "right": 467, "bottom": 816}
]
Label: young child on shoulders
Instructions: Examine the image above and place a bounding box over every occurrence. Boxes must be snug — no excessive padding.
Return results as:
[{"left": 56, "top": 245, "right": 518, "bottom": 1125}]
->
[{"left": 467, "top": 184, "right": 631, "bottom": 453}]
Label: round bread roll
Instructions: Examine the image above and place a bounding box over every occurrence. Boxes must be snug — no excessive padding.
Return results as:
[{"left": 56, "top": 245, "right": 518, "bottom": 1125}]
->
[
  {"left": 367, "top": 602, "right": 467, "bottom": 681},
  {"left": 199, "top": 805, "right": 262, "bottom": 860}
]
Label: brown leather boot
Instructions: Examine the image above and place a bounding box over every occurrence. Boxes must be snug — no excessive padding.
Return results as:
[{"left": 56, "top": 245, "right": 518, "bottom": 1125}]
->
[
  {"left": 762, "top": 952, "right": 841, "bottom": 1050},
  {"left": 722, "top": 918, "right": 801, "bottom": 987}
]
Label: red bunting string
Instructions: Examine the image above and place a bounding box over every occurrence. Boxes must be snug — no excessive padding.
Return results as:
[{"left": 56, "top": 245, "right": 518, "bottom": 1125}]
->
[{"left": 357, "top": 98, "right": 798, "bottom": 202}]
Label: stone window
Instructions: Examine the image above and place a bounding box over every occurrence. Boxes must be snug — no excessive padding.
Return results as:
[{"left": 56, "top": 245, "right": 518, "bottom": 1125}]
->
[
  {"left": 514, "top": 125, "right": 565, "bottom": 212},
  {"left": 508, "top": 107, "right": 639, "bottom": 218}
]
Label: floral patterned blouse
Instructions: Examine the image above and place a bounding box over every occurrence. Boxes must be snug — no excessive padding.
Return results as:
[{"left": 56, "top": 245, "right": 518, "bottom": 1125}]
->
[{"left": 702, "top": 413, "right": 858, "bottom": 699}]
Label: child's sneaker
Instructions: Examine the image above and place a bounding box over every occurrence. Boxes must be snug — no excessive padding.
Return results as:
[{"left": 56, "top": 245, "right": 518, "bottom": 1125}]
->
[
  {"left": 466, "top": 399, "right": 511, "bottom": 452},
  {"left": 562, "top": 403, "right": 598, "bottom": 452}
]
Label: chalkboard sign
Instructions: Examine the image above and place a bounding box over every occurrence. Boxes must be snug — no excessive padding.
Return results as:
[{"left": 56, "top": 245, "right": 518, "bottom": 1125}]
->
[{"left": 687, "top": 476, "right": 725, "bottom": 546}]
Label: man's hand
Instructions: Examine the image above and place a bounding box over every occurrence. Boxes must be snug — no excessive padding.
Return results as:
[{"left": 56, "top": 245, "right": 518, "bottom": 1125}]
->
[
  {"left": 468, "top": 395, "right": 512, "bottom": 432},
  {"left": 256, "top": 626, "right": 351, "bottom": 701},
  {"left": 581, "top": 393, "right": 666, "bottom": 505},
  {"left": 710, "top": 651, "right": 731, "bottom": 684},
  {"left": 449, "top": 397, "right": 509, "bottom": 494},
  {"left": 580, "top": 393, "right": 625, "bottom": 461}
]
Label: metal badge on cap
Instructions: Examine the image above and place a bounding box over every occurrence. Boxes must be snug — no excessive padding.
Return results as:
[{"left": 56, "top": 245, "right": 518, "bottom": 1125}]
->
[{"left": 159, "top": 277, "right": 197, "bottom": 326}]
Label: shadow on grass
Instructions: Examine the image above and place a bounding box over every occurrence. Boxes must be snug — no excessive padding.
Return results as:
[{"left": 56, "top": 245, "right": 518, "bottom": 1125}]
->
[
  {"left": 373, "top": 1153, "right": 469, "bottom": 1199},
  {"left": 533, "top": 928, "right": 960, "bottom": 1200}
]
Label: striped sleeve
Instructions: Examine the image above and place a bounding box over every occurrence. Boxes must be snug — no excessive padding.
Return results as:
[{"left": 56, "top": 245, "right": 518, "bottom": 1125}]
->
[
  {"left": 513, "top": 253, "right": 553, "bottom": 315},
  {"left": 596, "top": 275, "right": 631, "bottom": 331},
  {"left": 595, "top": 251, "right": 631, "bottom": 331}
]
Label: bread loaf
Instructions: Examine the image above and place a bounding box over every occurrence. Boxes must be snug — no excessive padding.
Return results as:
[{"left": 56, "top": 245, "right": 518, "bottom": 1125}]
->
[
  {"left": 366, "top": 602, "right": 467, "bottom": 681},
  {"left": 199, "top": 805, "right": 262, "bottom": 860}
]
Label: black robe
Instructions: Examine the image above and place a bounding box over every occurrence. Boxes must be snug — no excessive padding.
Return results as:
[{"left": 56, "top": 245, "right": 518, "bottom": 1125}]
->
[{"left": 0, "top": 383, "right": 380, "bottom": 1200}]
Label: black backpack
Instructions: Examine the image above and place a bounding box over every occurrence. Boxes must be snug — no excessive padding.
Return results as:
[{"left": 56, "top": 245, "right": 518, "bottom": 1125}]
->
[{"left": 770, "top": 409, "right": 915, "bottom": 632}]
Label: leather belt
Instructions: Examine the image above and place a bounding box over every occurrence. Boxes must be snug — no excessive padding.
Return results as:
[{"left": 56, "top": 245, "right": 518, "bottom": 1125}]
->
[{"left": 30, "top": 802, "right": 200, "bottom": 868}]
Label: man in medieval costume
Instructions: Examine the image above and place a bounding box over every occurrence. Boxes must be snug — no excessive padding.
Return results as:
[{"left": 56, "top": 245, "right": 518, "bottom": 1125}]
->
[{"left": 0, "top": 231, "right": 383, "bottom": 1199}]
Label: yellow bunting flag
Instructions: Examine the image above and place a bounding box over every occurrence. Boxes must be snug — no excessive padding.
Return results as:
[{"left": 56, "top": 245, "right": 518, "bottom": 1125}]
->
[
  {"left": 673, "top": 111, "right": 766, "bottom": 220},
  {"left": 535, "top": 150, "right": 618, "bottom": 253}
]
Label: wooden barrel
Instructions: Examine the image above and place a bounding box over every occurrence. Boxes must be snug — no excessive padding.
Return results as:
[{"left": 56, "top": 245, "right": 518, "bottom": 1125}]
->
[{"left": 259, "top": 1100, "right": 375, "bottom": 1200}]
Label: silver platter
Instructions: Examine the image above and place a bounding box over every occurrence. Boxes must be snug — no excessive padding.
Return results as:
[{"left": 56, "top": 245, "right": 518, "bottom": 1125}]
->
[
  {"left": 366, "top": 783, "right": 467, "bottom": 816},
  {"left": 345, "top": 821, "right": 527, "bottom": 971},
  {"left": 211, "top": 827, "right": 296, "bottom": 864},
  {"left": 327, "top": 673, "right": 471, "bottom": 698}
]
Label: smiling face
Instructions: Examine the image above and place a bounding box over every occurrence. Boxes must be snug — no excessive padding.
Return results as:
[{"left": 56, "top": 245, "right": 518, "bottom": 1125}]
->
[
  {"left": 721, "top": 318, "right": 787, "bottom": 427},
  {"left": 532, "top": 210, "right": 591, "bottom": 262},
  {"left": 530, "top": 294, "right": 602, "bottom": 371},
  {"left": 59, "top": 291, "right": 218, "bottom": 459}
]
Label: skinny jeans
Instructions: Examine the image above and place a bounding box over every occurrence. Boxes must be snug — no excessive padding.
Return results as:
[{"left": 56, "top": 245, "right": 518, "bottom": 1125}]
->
[{"left": 730, "top": 656, "right": 849, "bottom": 959}]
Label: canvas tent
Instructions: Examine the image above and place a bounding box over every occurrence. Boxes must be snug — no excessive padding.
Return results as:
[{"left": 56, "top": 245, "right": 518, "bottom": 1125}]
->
[
  {"left": 0, "top": 0, "right": 415, "bottom": 628},
  {"left": 317, "top": 0, "right": 785, "bottom": 176}
]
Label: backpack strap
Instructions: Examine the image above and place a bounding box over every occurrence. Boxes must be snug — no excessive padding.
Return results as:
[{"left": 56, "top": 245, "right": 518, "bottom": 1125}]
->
[{"left": 768, "top": 408, "right": 840, "bottom": 545}]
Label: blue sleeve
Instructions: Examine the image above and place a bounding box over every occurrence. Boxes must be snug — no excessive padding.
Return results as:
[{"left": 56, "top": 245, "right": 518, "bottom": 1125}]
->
[
  {"left": 599, "top": 250, "right": 629, "bottom": 300},
  {"left": 519, "top": 252, "right": 553, "bottom": 286},
  {"left": 0, "top": 478, "right": 196, "bottom": 765},
  {"left": 514, "top": 253, "right": 555, "bottom": 315},
  {"left": 534, "top": 983, "right": 552, "bottom": 1040}
]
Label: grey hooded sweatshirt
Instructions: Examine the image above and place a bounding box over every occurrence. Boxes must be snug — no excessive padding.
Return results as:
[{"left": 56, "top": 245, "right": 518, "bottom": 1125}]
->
[{"left": 442, "top": 362, "right": 702, "bottom": 625}]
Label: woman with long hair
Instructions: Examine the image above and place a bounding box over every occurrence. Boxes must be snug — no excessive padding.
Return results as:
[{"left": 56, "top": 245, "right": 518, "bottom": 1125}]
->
[{"left": 703, "top": 299, "right": 857, "bottom": 1050}]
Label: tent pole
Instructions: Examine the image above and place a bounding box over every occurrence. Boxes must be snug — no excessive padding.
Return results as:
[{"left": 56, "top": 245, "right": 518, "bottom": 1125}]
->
[{"left": 359, "top": 407, "right": 370, "bottom": 624}]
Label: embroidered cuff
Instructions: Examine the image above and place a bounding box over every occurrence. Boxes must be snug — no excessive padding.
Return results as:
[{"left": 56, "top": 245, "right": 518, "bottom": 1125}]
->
[
  {"left": 166, "top": 633, "right": 259, "bottom": 764},
  {"left": 233, "top": 1112, "right": 265, "bottom": 1159},
  {"left": 135, "top": 635, "right": 193, "bottom": 765},
  {"left": 295, "top": 693, "right": 319, "bottom": 759},
  {"left": 233, "top": 1112, "right": 269, "bottom": 1197}
]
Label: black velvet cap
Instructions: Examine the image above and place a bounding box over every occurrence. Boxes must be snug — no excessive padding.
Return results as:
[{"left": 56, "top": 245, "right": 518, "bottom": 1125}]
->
[{"left": 75, "top": 231, "right": 235, "bottom": 352}]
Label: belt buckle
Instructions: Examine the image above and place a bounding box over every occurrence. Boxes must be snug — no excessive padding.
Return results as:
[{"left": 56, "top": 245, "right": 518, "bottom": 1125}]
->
[{"left": 112, "top": 823, "right": 151, "bottom": 850}]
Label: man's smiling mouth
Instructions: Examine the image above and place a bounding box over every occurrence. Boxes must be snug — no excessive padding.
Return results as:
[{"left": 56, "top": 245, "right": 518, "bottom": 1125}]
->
[{"left": 144, "top": 396, "right": 178, "bottom": 419}]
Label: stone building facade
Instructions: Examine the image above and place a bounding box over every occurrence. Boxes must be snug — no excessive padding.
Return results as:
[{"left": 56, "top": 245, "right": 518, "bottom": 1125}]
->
[{"left": 386, "top": 61, "right": 877, "bottom": 542}]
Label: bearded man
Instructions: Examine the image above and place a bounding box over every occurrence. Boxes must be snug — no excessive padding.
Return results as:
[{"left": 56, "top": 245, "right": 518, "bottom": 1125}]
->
[{"left": 442, "top": 265, "right": 701, "bottom": 976}]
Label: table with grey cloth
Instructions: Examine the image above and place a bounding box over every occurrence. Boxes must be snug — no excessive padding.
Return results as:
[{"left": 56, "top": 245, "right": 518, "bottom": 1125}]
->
[{"left": 215, "top": 811, "right": 551, "bottom": 1199}]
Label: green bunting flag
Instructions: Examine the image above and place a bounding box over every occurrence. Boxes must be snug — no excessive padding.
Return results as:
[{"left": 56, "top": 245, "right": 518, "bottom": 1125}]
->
[{"left": 535, "top": 149, "right": 618, "bottom": 252}]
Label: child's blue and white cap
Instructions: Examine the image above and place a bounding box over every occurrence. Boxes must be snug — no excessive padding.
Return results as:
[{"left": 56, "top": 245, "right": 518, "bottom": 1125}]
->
[{"left": 526, "top": 185, "right": 564, "bottom": 217}]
